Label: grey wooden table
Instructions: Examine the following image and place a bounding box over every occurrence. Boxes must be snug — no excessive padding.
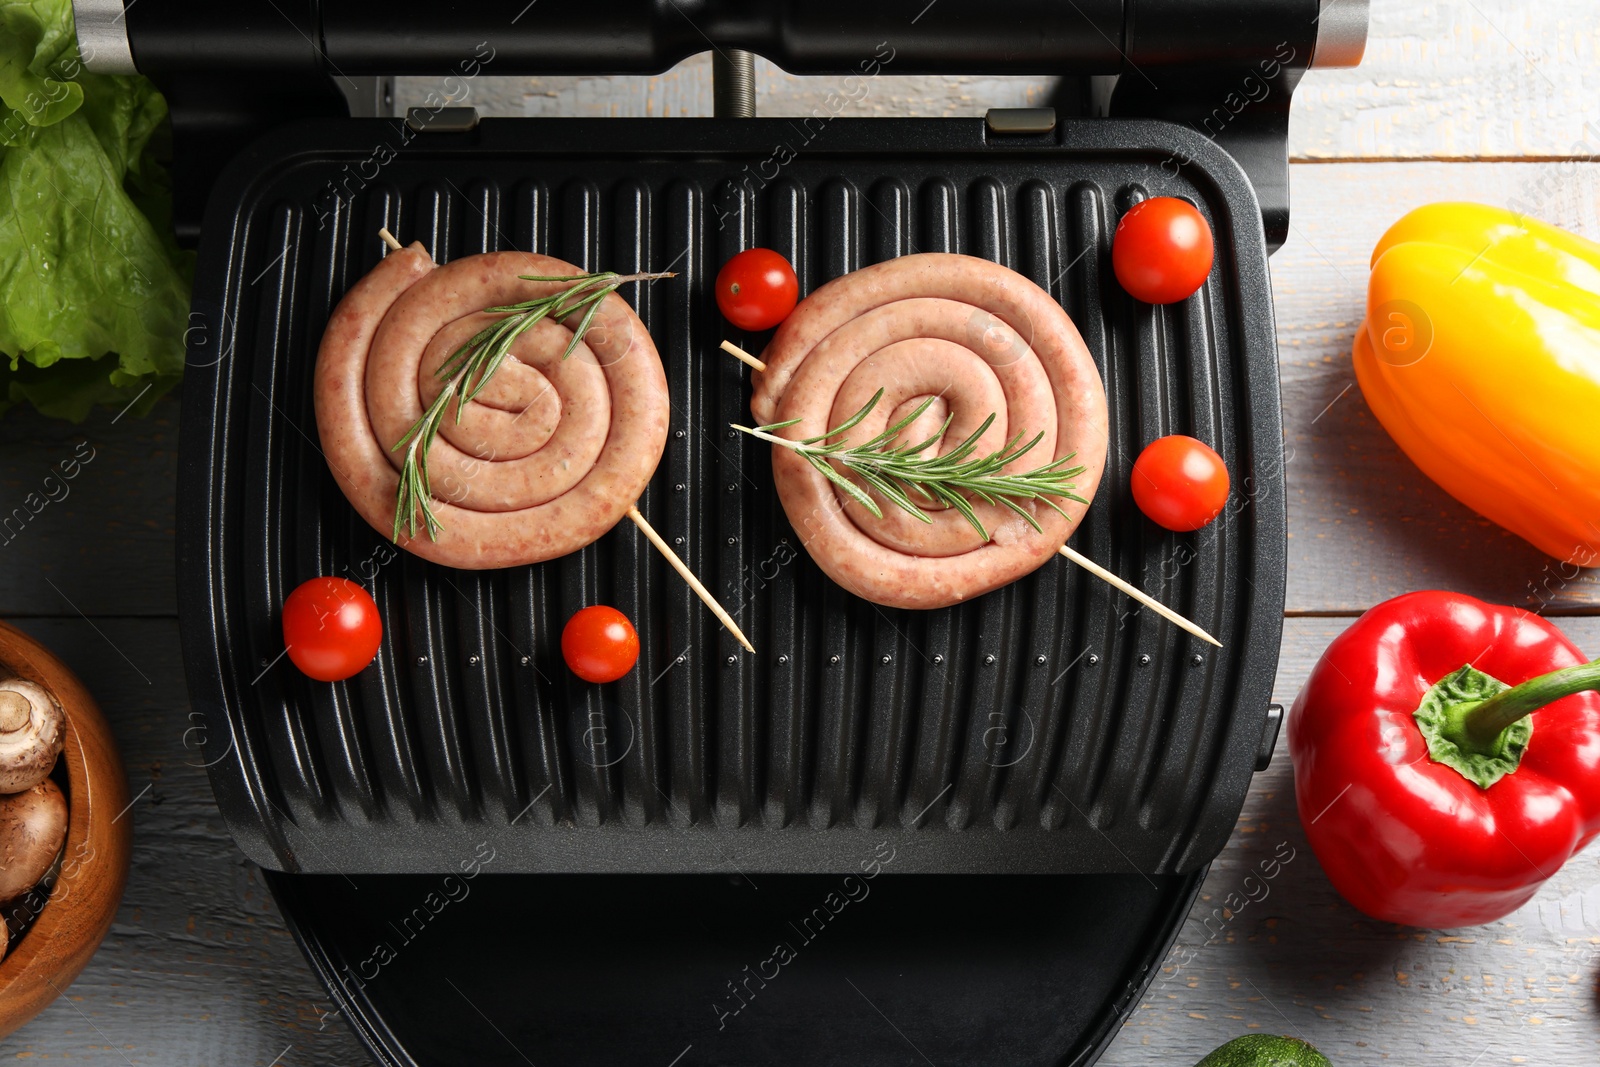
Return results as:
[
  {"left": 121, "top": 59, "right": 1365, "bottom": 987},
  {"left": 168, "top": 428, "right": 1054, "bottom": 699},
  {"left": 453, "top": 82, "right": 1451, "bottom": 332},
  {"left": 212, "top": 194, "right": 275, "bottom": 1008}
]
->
[{"left": 5, "top": 1, "right": 1599, "bottom": 1062}]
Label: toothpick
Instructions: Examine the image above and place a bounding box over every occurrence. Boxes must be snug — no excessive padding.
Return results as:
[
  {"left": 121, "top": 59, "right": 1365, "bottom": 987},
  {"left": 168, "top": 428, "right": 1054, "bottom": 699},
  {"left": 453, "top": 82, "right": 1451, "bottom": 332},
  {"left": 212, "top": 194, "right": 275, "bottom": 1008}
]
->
[
  {"left": 1058, "top": 544, "right": 1223, "bottom": 648},
  {"left": 379, "top": 227, "right": 403, "bottom": 252},
  {"left": 720, "top": 340, "right": 767, "bottom": 373},
  {"left": 627, "top": 505, "right": 755, "bottom": 653}
]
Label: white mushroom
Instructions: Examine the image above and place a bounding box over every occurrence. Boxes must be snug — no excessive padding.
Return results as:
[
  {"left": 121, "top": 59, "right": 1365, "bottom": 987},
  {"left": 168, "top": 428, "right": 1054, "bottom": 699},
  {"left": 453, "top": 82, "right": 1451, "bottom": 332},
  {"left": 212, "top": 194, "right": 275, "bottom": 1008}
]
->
[
  {"left": 0, "top": 779, "right": 67, "bottom": 904},
  {"left": 0, "top": 680, "right": 64, "bottom": 794}
]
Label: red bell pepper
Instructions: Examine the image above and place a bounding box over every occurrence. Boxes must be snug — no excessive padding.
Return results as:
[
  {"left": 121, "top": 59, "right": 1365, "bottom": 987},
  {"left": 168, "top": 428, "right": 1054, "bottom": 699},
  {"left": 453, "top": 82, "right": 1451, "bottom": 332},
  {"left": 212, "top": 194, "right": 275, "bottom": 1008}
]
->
[{"left": 1288, "top": 591, "right": 1600, "bottom": 928}]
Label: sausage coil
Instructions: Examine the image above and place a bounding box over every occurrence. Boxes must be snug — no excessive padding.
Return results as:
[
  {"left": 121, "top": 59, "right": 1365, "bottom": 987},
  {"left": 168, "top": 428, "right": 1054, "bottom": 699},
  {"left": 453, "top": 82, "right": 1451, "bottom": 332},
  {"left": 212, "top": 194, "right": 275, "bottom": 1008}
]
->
[
  {"left": 751, "top": 253, "right": 1108, "bottom": 610},
  {"left": 315, "top": 246, "right": 670, "bottom": 569}
]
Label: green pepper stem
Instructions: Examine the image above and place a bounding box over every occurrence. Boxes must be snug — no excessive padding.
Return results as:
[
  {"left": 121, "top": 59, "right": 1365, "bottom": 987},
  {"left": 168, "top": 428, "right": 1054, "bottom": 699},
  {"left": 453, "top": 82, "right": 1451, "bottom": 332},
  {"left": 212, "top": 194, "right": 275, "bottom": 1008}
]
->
[{"left": 1464, "top": 657, "right": 1600, "bottom": 746}]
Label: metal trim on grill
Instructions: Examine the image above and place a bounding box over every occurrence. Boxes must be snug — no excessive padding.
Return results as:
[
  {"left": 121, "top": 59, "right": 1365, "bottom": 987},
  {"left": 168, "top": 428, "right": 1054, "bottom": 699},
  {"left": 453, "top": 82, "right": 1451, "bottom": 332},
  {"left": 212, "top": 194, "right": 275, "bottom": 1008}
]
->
[
  {"left": 1313, "top": 0, "right": 1371, "bottom": 68},
  {"left": 71, "top": 0, "right": 137, "bottom": 74}
]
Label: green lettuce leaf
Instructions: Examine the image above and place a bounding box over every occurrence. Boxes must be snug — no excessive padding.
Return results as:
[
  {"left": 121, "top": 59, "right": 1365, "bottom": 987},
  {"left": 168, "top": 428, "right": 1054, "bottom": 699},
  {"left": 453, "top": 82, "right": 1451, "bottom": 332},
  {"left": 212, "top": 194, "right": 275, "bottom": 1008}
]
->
[
  {"left": 0, "top": 0, "right": 192, "bottom": 421},
  {"left": 0, "top": 0, "right": 82, "bottom": 135}
]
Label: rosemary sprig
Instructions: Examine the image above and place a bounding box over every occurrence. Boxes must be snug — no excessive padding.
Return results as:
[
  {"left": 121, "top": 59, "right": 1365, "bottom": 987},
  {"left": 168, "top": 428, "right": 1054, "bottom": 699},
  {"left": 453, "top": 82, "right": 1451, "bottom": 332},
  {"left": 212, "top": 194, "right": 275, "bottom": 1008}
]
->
[
  {"left": 733, "top": 390, "right": 1088, "bottom": 542},
  {"left": 391, "top": 269, "right": 674, "bottom": 541}
]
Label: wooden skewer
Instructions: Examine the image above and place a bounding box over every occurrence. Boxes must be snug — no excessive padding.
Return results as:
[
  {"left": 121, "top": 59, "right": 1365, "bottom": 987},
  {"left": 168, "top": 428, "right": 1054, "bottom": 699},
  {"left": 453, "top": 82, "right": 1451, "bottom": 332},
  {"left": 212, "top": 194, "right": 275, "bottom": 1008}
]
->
[
  {"left": 627, "top": 505, "right": 755, "bottom": 654},
  {"left": 1059, "top": 544, "right": 1223, "bottom": 648},
  {"left": 379, "top": 227, "right": 403, "bottom": 252},
  {"left": 720, "top": 340, "right": 767, "bottom": 373}
]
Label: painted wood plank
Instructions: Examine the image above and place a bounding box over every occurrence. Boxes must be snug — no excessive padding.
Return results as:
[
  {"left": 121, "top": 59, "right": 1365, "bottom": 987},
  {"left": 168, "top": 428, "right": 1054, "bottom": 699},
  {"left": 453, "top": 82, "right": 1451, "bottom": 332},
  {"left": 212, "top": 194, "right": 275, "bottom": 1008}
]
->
[
  {"left": 0, "top": 396, "right": 178, "bottom": 618},
  {"left": 1276, "top": 160, "right": 1600, "bottom": 613},
  {"left": 1292, "top": 0, "right": 1600, "bottom": 162},
  {"left": 1103, "top": 616, "right": 1600, "bottom": 1066},
  {"left": 394, "top": 0, "right": 1600, "bottom": 162}
]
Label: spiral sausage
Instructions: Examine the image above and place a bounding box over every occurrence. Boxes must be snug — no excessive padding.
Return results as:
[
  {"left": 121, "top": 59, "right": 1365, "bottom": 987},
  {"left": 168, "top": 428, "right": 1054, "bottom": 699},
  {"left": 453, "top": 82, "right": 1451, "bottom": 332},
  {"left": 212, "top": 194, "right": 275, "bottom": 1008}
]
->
[
  {"left": 752, "top": 253, "right": 1108, "bottom": 610},
  {"left": 315, "top": 246, "right": 670, "bottom": 569}
]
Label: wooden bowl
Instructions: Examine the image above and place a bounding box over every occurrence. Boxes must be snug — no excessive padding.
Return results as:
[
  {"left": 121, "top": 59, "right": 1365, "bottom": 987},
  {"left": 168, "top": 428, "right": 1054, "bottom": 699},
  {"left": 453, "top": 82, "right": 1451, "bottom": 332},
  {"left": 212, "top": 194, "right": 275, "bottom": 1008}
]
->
[{"left": 0, "top": 620, "right": 131, "bottom": 1037}]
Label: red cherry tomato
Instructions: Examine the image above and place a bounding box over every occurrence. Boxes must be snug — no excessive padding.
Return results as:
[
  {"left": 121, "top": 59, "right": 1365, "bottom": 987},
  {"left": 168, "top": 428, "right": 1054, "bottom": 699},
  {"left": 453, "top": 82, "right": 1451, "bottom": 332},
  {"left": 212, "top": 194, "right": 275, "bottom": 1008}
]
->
[
  {"left": 561, "top": 605, "right": 640, "bottom": 683},
  {"left": 282, "top": 577, "right": 383, "bottom": 682},
  {"left": 1130, "top": 435, "right": 1230, "bottom": 532},
  {"left": 715, "top": 248, "right": 799, "bottom": 331},
  {"left": 1111, "top": 197, "right": 1215, "bottom": 305}
]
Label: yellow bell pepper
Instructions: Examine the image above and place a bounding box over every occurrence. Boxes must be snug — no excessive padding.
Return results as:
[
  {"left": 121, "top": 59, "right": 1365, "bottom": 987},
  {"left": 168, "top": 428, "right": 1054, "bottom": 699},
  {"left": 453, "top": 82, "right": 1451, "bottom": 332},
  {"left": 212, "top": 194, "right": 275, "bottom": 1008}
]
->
[{"left": 1353, "top": 202, "right": 1600, "bottom": 567}]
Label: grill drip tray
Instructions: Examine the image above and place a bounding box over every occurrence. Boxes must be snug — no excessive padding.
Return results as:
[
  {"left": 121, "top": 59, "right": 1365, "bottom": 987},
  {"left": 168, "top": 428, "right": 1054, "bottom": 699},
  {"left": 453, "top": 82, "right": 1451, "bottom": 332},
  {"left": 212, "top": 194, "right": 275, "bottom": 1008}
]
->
[{"left": 271, "top": 868, "right": 1202, "bottom": 1067}]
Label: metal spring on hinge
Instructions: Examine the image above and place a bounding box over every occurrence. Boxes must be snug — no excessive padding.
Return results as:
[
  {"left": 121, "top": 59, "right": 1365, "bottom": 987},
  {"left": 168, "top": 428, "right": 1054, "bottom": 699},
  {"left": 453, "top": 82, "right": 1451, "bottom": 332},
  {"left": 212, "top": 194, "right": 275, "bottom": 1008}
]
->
[{"left": 712, "top": 48, "right": 756, "bottom": 118}]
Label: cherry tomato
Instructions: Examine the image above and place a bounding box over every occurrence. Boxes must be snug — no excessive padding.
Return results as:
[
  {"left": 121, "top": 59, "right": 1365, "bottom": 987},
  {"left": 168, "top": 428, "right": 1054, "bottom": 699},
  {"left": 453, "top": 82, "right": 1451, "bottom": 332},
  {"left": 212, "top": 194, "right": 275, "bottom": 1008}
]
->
[
  {"left": 1111, "top": 197, "right": 1215, "bottom": 305},
  {"left": 1130, "top": 435, "right": 1230, "bottom": 532},
  {"left": 561, "top": 605, "right": 640, "bottom": 683},
  {"left": 715, "top": 248, "right": 799, "bottom": 331},
  {"left": 282, "top": 577, "right": 383, "bottom": 682}
]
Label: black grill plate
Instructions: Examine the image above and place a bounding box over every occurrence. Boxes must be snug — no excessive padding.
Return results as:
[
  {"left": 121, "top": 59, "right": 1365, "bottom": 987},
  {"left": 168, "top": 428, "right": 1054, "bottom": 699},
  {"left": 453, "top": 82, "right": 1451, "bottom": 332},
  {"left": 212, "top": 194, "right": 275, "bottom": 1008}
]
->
[{"left": 177, "top": 116, "right": 1286, "bottom": 875}]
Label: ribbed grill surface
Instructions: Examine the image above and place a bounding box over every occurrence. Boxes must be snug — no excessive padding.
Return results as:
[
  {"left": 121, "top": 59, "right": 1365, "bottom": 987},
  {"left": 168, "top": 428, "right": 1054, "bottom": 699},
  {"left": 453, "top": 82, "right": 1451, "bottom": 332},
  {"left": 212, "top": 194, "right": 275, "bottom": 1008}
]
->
[{"left": 179, "top": 118, "right": 1286, "bottom": 874}]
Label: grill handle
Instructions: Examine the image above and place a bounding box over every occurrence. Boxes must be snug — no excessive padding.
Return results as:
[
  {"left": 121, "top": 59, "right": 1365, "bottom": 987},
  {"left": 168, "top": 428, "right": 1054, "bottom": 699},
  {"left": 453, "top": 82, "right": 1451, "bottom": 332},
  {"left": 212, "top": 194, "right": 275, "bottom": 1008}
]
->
[{"left": 80, "top": 0, "right": 1365, "bottom": 77}]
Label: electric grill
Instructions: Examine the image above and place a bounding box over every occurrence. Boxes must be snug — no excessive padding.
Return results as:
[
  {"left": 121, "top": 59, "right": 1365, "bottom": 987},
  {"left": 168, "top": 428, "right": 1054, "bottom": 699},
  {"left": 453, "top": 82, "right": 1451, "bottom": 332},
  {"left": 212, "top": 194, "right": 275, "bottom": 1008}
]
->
[{"left": 80, "top": 2, "right": 1366, "bottom": 1063}]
